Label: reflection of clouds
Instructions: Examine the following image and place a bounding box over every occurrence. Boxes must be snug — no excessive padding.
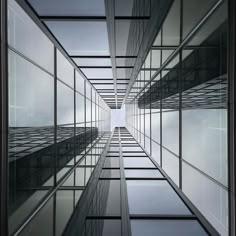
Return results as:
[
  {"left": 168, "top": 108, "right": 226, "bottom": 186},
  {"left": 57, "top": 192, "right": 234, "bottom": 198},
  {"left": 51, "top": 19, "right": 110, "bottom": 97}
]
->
[
  {"left": 57, "top": 81, "right": 74, "bottom": 125},
  {"left": 9, "top": 50, "right": 54, "bottom": 127}
]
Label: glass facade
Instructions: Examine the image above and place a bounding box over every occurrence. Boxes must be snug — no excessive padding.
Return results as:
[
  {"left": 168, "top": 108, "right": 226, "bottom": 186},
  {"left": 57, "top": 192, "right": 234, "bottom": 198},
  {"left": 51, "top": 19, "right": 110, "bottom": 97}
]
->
[
  {"left": 126, "top": 1, "right": 229, "bottom": 235},
  {"left": 7, "top": 0, "right": 110, "bottom": 234},
  {"left": 0, "top": 0, "right": 234, "bottom": 236}
]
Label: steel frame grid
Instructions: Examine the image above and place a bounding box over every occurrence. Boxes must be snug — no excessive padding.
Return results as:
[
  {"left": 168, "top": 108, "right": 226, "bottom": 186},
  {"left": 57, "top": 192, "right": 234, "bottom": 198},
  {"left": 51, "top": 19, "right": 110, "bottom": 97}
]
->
[
  {"left": 4, "top": 1, "right": 111, "bottom": 235},
  {"left": 125, "top": 2, "right": 232, "bottom": 234},
  {"left": 127, "top": 0, "right": 225, "bottom": 104},
  {"left": 122, "top": 128, "right": 220, "bottom": 236},
  {"left": 11, "top": 132, "right": 110, "bottom": 236}
]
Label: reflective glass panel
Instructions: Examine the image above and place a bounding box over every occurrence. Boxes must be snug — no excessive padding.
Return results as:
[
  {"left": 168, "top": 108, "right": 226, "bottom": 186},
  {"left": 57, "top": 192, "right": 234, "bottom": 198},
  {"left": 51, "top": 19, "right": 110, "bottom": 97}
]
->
[
  {"left": 131, "top": 220, "right": 208, "bottom": 236},
  {"left": 126, "top": 180, "right": 191, "bottom": 215},
  {"left": 45, "top": 21, "right": 109, "bottom": 56}
]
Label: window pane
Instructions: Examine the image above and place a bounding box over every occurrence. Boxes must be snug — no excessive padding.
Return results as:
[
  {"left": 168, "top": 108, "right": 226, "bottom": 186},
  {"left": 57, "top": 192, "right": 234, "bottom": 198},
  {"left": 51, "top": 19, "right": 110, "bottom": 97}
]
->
[
  {"left": 126, "top": 180, "right": 191, "bottom": 215},
  {"left": 8, "top": 0, "right": 54, "bottom": 73},
  {"left": 123, "top": 158, "right": 155, "bottom": 168},
  {"left": 73, "top": 57, "right": 111, "bottom": 67},
  {"left": 162, "top": 0, "right": 180, "bottom": 45},
  {"left": 162, "top": 149, "right": 179, "bottom": 186},
  {"left": 81, "top": 68, "right": 113, "bottom": 79},
  {"left": 89, "top": 180, "right": 121, "bottom": 216},
  {"left": 101, "top": 169, "right": 120, "bottom": 178},
  {"left": 182, "top": 162, "right": 228, "bottom": 236},
  {"left": 57, "top": 50, "right": 74, "bottom": 87},
  {"left": 62, "top": 167, "right": 93, "bottom": 186},
  {"left": 45, "top": 21, "right": 109, "bottom": 56},
  {"left": 57, "top": 81, "right": 74, "bottom": 124},
  {"left": 104, "top": 158, "right": 120, "bottom": 168},
  {"left": 162, "top": 110, "right": 179, "bottom": 155},
  {"left": 29, "top": 0, "right": 105, "bottom": 16},
  {"left": 183, "top": 0, "right": 218, "bottom": 38},
  {"left": 9, "top": 50, "right": 54, "bottom": 127},
  {"left": 76, "top": 71, "right": 84, "bottom": 95},
  {"left": 131, "top": 220, "right": 208, "bottom": 236},
  {"left": 125, "top": 169, "right": 163, "bottom": 178},
  {"left": 76, "top": 93, "right": 84, "bottom": 124},
  {"left": 86, "top": 220, "right": 121, "bottom": 236}
]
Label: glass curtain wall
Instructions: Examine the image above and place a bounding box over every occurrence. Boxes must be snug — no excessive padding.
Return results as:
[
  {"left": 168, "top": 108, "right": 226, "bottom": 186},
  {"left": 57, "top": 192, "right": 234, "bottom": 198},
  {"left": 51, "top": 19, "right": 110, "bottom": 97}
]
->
[
  {"left": 7, "top": 0, "right": 110, "bottom": 234},
  {"left": 126, "top": 0, "right": 228, "bottom": 235}
]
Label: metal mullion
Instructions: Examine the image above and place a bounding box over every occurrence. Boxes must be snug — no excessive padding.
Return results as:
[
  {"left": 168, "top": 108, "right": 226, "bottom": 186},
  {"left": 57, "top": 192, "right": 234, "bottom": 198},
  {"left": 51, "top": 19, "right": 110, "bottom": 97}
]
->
[
  {"left": 130, "top": 214, "right": 196, "bottom": 220},
  {"left": 149, "top": 50, "right": 152, "bottom": 156},
  {"left": 160, "top": 27, "right": 163, "bottom": 168},
  {"left": 127, "top": 129, "right": 220, "bottom": 236},
  {"left": 74, "top": 69, "right": 76, "bottom": 166},
  {"left": 228, "top": 0, "right": 236, "bottom": 235},
  {"left": 90, "top": 87, "right": 92, "bottom": 147},
  {"left": 40, "top": 16, "right": 107, "bottom": 21},
  {"left": 0, "top": 0, "right": 8, "bottom": 234},
  {"left": 122, "top": 0, "right": 173, "bottom": 106},
  {"left": 179, "top": 0, "right": 183, "bottom": 190},
  {"left": 13, "top": 133, "right": 107, "bottom": 235},
  {"left": 8, "top": 46, "right": 54, "bottom": 77},
  {"left": 127, "top": 0, "right": 224, "bottom": 105},
  {"left": 16, "top": 0, "right": 107, "bottom": 111},
  {"left": 105, "top": 0, "right": 118, "bottom": 108},
  {"left": 63, "top": 130, "right": 114, "bottom": 235},
  {"left": 84, "top": 80, "right": 86, "bottom": 148},
  {"left": 53, "top": 46, "right": 57, "bottom": 186},
  {"left": 125, "top": 178, "right": 166, "bottom": 180},
  {"left": 119, "top": 129, "right": 132, "bottom": 236}
]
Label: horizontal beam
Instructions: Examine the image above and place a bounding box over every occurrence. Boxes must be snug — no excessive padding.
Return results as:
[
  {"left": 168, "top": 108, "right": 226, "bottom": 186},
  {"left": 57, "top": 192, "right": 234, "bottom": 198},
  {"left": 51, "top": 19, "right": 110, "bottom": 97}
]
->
[
  {"left": 70, "top": 55, "right": 137, "bottom": 59},
  {"left": 39, "top": 16, "right": 150, "bottom": 21}
]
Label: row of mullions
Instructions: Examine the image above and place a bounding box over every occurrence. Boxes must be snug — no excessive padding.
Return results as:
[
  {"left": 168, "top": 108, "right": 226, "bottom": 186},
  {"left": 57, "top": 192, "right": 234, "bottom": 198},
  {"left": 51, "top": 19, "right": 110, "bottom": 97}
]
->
[{"left": 83, "top": 128, "right": 211, "bottom": 236}]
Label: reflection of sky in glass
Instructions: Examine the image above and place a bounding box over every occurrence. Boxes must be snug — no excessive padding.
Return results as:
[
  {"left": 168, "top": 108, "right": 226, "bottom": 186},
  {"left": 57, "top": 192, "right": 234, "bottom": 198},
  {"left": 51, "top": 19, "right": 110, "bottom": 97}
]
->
[
  {"left": 45, "top": 21, "right": 110, "bottom": 56},
  {"left": 9, "top": 50, "right": 54, "bottom": 127},
  {"left": 29, "top": 0, "right": 106, "bottom": 16}
]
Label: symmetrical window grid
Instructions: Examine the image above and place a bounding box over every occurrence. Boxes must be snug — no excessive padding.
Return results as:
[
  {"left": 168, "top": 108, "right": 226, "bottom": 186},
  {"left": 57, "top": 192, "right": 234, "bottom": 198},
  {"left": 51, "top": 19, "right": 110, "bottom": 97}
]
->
[
  {"left": 4, "top": 0, "right": 231, "bottom": 236},
  {"left": 8, "top": 0, "right": 110, "bottom": 234},
  {"left": 63, "top": 128, "right": 218, "bottom": 236},
  {"left": 126, "top": 0, "right": 228, "bottom": 235}
]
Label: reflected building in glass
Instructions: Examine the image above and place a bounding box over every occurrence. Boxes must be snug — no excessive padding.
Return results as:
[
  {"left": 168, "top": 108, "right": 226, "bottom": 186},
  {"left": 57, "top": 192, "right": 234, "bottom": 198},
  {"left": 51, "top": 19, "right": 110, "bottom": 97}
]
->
[{"left": 0, "top": 0, "right": 235, "bottom": 236}]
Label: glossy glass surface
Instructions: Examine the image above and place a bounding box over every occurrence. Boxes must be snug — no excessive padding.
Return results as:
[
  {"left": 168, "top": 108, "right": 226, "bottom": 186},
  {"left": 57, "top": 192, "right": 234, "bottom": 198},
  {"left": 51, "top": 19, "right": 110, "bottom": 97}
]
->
[
  {"left": 8, "top": 0, "right": 54, "bottom": 73},
  {"left": 86, "top": 220, "right": 121, "bottom": 236},
  {"left": 29, "top": 0, "right": 106, "bottom": 16},
  {"left": 131, "top": 220, "right": 208, "bottom": 236},
  {"left": 123, "top": 158, "right": 155, "bottom": 168},
  {"left": 89, "top": 180, "right": 121, "bottom": 216},
  {"left": 182, "top": 162, "right": 228, "bottom": 236},
  {"left": 162, "top": 149, "right": 179, "bottom": 186},
  {"left": 8, "top": 50, "right": 54, "bottom": 127},
  {"left": 57, "top": 81, "right": 74, "bottom": 124},
  {"left": 45, "top": 21, "right": 109, "bottom": 56},
  {"left": 125, "top": 169, "right": 163, "bottom": 178},
  {"left": 127, "top": 180, "right": 191, "bottom": 215},
  {"left": 19, "top": 190, "right": 82, "bottom": 236}
]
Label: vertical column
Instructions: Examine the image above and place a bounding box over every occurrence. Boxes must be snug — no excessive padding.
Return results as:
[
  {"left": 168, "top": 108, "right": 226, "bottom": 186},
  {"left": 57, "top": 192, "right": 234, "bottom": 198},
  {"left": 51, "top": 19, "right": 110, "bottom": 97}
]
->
[
  {"left": 160, "top": 27, "right": 163, "bottom": 168},
  {"left": 228, "top": 0, "right": 236, "bottom": 234},
  {"left": 74, "top": 69, "right": 76, "bottom": 165},
  {"left": 119, "top": 128, "right": 131, "bottom": 236},
  {"left": 0, "top": 0, "right": 8, "bottom": 235},
  {"left": 53, "top": 47, "right": 57, "bottom": 185},
  {"left": 150, "top": 51, "right": 152, "bottom": 156},
  {"left": 179, "top": 0, "right": 183, "bottom": 189}
]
